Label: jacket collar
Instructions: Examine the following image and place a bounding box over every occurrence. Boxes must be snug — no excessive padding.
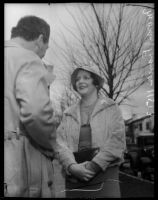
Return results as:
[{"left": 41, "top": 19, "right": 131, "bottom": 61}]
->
[
  {"left": 64, "top": 95, "right": 116, "bottom": 123},
  {"left": 91, "top": 95, "right": 116, "bottom": 119},
  {"left": 5, "top": 40, "right": 40, "bottom": 60},
  {"left": 5, "top": 40, "right": 23, "bottom": 48},
  {"left": 64, "top": 101, "right": 81, "bottom": 124}
]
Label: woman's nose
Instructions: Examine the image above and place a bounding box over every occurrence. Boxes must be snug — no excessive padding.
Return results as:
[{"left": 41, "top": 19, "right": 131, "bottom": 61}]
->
[{"left": 77, "top": 78, "right": 84, "bottom": 83}]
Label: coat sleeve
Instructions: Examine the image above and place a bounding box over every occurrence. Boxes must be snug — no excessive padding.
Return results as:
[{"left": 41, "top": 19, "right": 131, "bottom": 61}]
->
[
  {"left": 92, "top": 103, "right": 126, "bottom": 171},
  {"left": 15, "top": 56, "right": 56, "bottom": 151},
  {"left": 54, "top": 115, "right": 77, "bottom": 174}
]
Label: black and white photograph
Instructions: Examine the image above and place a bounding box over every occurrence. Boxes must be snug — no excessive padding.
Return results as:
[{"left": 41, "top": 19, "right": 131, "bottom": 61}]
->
[{"left": 4, "top": 3, "right": 154, "bottom": 198}]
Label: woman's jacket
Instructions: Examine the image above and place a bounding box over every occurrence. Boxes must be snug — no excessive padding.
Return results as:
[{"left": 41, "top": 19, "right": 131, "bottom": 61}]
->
[{"left": 55, "top": 95, "right": 126, "bottom": 173}]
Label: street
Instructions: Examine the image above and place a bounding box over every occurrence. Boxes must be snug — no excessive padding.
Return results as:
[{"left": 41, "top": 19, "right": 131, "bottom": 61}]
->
[{"left": 119, "top": 171, "right": 154, "bottom": 198}]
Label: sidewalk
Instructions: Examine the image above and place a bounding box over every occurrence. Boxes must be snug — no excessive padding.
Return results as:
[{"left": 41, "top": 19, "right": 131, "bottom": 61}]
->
[{"left": 119, "top": 171, "right": 154, "bottom": 198}]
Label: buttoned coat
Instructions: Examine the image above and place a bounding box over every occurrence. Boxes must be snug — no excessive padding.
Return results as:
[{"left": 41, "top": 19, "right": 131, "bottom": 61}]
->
[
  {"left": 55, "top": 95, "right": 126, "bottom": 197},
  {"left": 4, "top": 40, "right": 56, "bottom": 197}
]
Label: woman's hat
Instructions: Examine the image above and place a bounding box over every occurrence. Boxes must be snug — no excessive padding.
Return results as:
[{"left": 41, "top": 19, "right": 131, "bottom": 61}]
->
[{"left": 71, "top": 65, "right": 104, "bottom": 91}]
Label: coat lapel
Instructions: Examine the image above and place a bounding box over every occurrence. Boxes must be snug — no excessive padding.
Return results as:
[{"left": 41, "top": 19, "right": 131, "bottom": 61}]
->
[
  {"left": 64, "top": 101, "right": 81, "bottom": 125},
  {"left": 64, "top": 95, "right": 116, "bottom": 124},
  {"left": 91, "top": 96, "right": 116, "bottom": 120}
]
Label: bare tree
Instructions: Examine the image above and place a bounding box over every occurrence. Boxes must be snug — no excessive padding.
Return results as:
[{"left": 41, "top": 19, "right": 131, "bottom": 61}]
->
[{"left": 51, "top": 3, "right": 152, "bottom": 106}]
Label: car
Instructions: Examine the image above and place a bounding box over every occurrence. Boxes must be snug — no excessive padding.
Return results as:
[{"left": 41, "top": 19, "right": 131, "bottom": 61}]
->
[{"left": 123, "top": 133, "right": 154, "bottom": 181}]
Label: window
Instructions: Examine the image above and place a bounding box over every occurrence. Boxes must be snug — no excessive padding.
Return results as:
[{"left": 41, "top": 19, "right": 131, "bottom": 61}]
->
[
  {"left": 146, "top": 122, "right": 150, "bottom": 130},
  {"left": 139, "top": 123, "right": 142, "bottom": 131}
]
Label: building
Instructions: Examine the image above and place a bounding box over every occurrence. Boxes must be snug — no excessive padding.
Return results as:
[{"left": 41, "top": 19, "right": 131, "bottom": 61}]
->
[{"left": 125, "top": 113, "right": 154, "bottom": 144}]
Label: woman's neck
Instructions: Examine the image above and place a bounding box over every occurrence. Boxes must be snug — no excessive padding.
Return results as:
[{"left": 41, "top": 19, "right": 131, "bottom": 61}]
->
[{"left": 81, "top": 91, "right": 98, "bottom": 107}]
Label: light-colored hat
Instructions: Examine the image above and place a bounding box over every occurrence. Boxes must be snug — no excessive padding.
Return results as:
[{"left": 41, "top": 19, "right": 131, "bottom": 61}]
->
[{"left": 71, "top": 65, "right": 104, "bottom": 91}]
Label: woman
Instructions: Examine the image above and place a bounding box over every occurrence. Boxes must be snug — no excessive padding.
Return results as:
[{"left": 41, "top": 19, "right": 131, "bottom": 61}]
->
[{"left": 55, "top": 65, "right": 126, "bottom": 198}]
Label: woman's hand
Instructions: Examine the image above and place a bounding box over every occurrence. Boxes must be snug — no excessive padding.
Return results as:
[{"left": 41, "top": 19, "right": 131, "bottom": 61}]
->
[
  {"left": 68, "top": 162, "right": 95, "bottom": 181},
  {"left": 85, "top": 161, "right": 101, "bottom": 174}
]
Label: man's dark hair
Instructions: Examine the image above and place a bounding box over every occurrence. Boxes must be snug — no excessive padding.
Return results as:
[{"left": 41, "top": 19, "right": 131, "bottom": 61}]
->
[{"left": 11, "top": 15, "right": 50, "bottom": 43}]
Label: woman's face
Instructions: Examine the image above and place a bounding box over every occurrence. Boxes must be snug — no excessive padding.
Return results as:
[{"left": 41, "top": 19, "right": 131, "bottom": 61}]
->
[{"left": 75, "top": 70, "right": 97, "bottom": 96}]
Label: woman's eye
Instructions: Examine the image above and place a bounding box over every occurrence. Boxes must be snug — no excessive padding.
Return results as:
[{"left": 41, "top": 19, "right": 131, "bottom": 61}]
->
[
  {"left": 84, "top": 76, "right": 90, "bottom": 79},
  {"left": 76, "top": 77, "right": 80, "bottom": 82},
  {"left": 76, "top": 76, "right": 91, "bottom": 82}
]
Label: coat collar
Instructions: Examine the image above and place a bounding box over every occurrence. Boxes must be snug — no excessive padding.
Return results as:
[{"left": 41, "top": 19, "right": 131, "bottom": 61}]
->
[
  {"left": 5, "top": 40, "right": 23, "bottom": 48},
  {"left": 64, "top": 101, "right": 81, "bottom": 124},
  {"left": 64, "top": 95, "right": 116, "bottom": 123},
  {"left": 5, "top": 40, "right": 40, "bottom": 61}
]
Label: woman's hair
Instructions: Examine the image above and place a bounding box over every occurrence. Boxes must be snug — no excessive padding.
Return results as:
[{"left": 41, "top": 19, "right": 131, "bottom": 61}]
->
[
  {"left": 90, "top": 73, "right": 101, "bottom": 91},
  {"left": 11, "top": 15, "right": 50, "bottom": 43},
  {"left": 74, "top": 70, "right": 101, "bottom": 92}
]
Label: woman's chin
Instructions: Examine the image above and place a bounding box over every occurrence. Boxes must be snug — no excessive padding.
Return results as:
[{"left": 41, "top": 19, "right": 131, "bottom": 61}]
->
[{"left": 78, "top": 91, "right": 88, "bottom": 96}]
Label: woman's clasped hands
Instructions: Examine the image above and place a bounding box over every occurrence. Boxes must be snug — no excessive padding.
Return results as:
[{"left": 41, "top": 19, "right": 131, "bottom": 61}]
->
[{"left": 68, "top": 161, "right": 96, "bottom": 182}]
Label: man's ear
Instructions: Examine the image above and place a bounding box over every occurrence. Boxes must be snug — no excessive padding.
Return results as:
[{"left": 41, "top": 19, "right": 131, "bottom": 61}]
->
[
  {"left": 36, "top": 34, "right": 44, "bottom": 47},
  {"left": 38, "top": 34, "right": 44, "bottom": 43}
]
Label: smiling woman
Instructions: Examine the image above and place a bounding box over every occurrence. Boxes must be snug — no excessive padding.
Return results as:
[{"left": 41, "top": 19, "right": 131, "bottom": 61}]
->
[
  {"left": 75, "top": 70, "right": 97, "bottom": 97},
  {"left": 54, "top": 65, "right": 126, "bottom": 198},
  {"left": 71, "top": 65, "right": 104, "bottom": 92},
  {"left": 74, "top": 69, "right": 99, "bottom": 127}
]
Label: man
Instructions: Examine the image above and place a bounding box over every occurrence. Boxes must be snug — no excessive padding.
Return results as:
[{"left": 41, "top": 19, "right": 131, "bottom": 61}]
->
[{"left": 4, "top": 15, "right": 56, "bottom": 197}]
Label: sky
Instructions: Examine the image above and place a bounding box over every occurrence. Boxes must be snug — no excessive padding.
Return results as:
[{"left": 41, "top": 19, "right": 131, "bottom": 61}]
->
[{"left": 4, "top": 3, "right": 154, "bottom": 120}]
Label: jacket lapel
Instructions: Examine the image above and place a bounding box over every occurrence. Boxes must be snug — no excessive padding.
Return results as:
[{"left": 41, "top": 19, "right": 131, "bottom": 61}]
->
[
  {"left": 91, "top": 96, "right": 116, "bottom": 120},
  {"left": 64, "top": 95, "right": 115, "bottom": 123},
  {"left": 64, "top": 101, "right": 81, "bottom": 125}
]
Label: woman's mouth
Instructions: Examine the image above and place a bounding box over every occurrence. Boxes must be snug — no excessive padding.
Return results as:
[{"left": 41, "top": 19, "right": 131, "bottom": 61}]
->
[{"left": 79, "top": 85, "right": 87, "bottom": 90}]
